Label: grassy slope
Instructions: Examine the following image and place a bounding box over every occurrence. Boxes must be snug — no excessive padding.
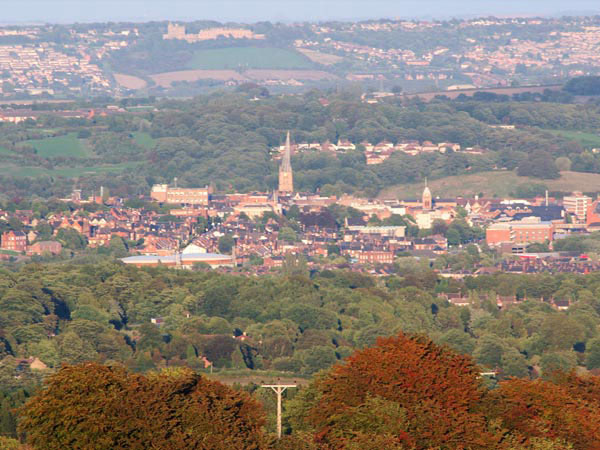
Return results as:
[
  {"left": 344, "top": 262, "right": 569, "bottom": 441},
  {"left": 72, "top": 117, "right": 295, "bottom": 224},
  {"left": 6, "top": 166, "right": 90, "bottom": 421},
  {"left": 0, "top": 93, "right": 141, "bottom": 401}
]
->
[
  {"left": 187, "top": 47, "right": 313, "bottom": 70},
  {"left": 378, "top": 170, "right": 600, "bottom": 199},
  {"left": 297, "top": 48, "right": 344, "bottom": 65},
  {"left": 28, "top": 132, "right": 92, "bottom": 158},
  {"left": 0, "top": 131, "right": 153, "bottom": 178},
  {"left": 545, "top": 129, "right": 600, "bottom": 149},
  {"left": 0, "top": 162, "right": 139, "bottom": 178},
  {"left": 132, "top": 132, "right": 156, "bottom": 149}
]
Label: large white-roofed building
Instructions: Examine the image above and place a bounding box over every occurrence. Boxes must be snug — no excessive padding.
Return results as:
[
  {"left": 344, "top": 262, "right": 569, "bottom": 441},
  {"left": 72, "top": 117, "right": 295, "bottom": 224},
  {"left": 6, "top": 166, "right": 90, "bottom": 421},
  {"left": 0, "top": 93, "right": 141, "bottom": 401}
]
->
[{"left": 121, "top": 252, "right": 233, "bottom": 269}]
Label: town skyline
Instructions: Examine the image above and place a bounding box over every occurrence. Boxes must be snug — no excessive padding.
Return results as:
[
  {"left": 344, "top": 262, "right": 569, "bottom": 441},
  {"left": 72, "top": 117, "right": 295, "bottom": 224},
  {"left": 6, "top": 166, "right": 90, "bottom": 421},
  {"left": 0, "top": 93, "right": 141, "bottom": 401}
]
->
[{"left": 5, "top": 3, "right": 600, "bottom": 446}]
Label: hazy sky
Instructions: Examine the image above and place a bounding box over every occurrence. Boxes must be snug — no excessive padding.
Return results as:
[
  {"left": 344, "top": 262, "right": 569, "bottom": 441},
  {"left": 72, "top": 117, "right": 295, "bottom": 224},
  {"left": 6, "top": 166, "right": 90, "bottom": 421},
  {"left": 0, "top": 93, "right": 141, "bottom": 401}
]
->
[{"left": 3, "top": 0, "right": 600, "bottom": 24}]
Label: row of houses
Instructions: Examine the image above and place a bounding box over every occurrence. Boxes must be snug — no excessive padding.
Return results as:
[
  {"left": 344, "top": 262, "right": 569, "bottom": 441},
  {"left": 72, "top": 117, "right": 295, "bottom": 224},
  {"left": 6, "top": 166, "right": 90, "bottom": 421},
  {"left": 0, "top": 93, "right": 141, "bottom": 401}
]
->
[
  {"left": 0, "top": 106, "right": 125, "bottom": 124},
  {"left": 0, "top": 43, "right": 111, "bottom": 95},
  {"left": 439, "top": 292, "right": 571, "bottom": 311},
  {"left": 302, "top": 18, "right": 600, "bottom": 89},
  {"left": 481, "top": 191, "right": 600, "bottom": 250},
  {"left": 1, "top": 175, "right": 599, "bottom": 277},
  {"left": 1, "top": 230, "right": 62, "bottom": 256},
  {"left": 271, "top": 138, "right": 484, "bottom": 165}
]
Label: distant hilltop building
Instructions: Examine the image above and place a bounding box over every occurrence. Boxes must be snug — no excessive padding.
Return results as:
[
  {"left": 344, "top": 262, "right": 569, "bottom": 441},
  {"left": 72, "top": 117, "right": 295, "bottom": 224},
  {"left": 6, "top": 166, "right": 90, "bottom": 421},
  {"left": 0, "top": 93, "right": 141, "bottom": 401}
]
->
[
  {"left": 278, "top": 131, "right": 294, "bottom": 193},
  {"left": 151, "top": 183, "right": 211, "bottom": 205},
  {"left": 163, "top": 23, "right": 265, "bottom": 42}
]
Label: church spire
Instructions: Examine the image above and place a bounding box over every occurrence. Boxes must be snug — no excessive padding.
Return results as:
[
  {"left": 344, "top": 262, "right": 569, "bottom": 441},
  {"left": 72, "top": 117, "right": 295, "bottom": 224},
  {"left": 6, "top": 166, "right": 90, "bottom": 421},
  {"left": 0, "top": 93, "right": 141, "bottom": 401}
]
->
[
  {"left": 281, "top": 131, "right": 292, "bottom": 172},
  {"left": 278, "top": 131, "right": 294, "bottom": 192}
]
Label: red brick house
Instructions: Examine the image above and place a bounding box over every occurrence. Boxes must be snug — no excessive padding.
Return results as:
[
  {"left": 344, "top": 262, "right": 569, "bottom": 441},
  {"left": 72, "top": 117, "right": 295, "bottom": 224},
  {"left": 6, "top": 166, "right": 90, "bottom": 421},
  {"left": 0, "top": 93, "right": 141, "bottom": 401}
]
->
[
  {"left": 2, "top": 230, "right": 27, "bottom": 252},
  {"left": 27, "top": 241, "right": 62, "bottom": 256},
  {"left": 486, "top": 219, "right": 553, "bottom": 246},
  {"left": 356, "top": 250, "right": 394, "bottom": 264}
]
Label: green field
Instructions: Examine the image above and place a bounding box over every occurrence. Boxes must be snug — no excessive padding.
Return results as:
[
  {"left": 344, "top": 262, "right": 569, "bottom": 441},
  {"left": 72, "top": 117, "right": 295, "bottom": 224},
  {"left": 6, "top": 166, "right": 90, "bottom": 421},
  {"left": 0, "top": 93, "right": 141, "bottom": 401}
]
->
[
  {"left": 379, "top": 170, "right": 600, "bottom": 199},
  {"left": 187, "top": 47, "right": 313, "bottom": 70},
  {"left": 0, "top": 162, "right": 139, "bottom": 178},
  {"left": 132, "top": 132, "right": 156, "bottom": 149},
  {"left": 28, "top": 132, "right": 92, "bottom": 158},
  {"left": 545, "top": 129, "right": 600, "bottom": 149}
]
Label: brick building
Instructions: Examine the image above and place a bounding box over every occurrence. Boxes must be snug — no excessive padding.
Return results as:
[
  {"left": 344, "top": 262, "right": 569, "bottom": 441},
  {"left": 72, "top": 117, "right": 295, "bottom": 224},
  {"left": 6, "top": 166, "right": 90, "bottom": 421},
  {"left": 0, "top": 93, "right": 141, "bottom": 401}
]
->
[
  {"left": 1, "top": 230, "right": 27, "bottom": 252},
  {"left": 356, "top": 250, "right": 395, "bottom": 264},
  {"left": 486, "top": 218, "right": 554, "bottom": 246},
  {"left": 587, "top": 198, "right": 600, "bottom": 230},
  {"left": 27, "top": 240, "right": 62, "bottom": 256},
  {"left": 151, "top": 184, "right": 210, "bottom": 205}
]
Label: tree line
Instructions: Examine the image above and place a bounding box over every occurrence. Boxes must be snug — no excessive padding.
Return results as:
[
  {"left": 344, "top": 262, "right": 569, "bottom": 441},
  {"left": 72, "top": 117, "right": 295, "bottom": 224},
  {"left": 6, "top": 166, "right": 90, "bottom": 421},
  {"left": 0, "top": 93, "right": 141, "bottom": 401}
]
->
[
  {"left": 9, "top": 333, "right": 600, "bottom": 448},
  {"left": 2, "top": 261, "right": 600, "bottom": 438},
  {"left": 3, "top": 88, "right": 600, "bottom": 199}
]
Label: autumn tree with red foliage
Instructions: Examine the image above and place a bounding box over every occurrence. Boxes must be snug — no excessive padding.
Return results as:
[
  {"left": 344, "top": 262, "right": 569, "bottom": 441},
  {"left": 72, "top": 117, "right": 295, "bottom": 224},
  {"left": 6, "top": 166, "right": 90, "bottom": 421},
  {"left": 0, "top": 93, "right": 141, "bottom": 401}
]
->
[
  {"left": 486, "top": 375, "right": 600, "bottom": 449},
  {"left": 553, "top": 370, "right": 600, "bottom": 405},
  {"left": 18, "top": 363, "right": 266, "bottom": 450},
  {"left": 17, "top": 341, "right": 600, "bottom": 449},
  {"left": 303, "top": 333, "right": 499, "bottom": 449}
]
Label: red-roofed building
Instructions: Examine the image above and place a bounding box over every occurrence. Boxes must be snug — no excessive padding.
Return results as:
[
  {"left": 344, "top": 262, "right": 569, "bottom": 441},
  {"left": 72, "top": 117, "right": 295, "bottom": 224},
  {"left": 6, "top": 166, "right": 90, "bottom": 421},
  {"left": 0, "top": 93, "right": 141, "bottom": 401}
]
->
[
  {"left": 1, "top": 230, "right": 27, "bottom": 252},
  {"left": 27, "top": 241, "right": 62, "bottom": 256}
]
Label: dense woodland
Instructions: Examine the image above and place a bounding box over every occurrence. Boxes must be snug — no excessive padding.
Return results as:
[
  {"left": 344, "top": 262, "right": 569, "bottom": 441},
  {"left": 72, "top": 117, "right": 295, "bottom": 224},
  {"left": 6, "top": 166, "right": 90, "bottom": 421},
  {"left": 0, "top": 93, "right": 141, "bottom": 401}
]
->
[
  {"left": 4, "top": 259, "right": 600, "bottom": 443},
  {"left": 8, "top": 334, "right": 600, "bottom": 448},
  {"left": 2, "top": 84, "right": 600, "bottom": 200}
]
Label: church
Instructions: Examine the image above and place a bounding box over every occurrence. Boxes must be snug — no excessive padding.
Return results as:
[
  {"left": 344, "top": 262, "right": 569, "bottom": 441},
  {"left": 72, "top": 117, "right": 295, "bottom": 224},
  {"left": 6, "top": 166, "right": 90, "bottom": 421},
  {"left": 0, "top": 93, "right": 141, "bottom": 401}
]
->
[
  {"left": 395, "top": 181, "right": 457, "bottom": 229},
  {"left": 414, "top": 182, "right": 457, "bottom": 229},
  {"left": 278, "top": 131, "right": 294, "bottom": 193}
]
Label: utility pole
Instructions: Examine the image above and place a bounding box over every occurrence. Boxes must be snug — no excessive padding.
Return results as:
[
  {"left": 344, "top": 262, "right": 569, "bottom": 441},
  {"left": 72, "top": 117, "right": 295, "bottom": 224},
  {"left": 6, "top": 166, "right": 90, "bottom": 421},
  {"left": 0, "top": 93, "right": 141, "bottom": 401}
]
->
[{"left": 261, "top": 384, "right": 296, "bottom": 439}]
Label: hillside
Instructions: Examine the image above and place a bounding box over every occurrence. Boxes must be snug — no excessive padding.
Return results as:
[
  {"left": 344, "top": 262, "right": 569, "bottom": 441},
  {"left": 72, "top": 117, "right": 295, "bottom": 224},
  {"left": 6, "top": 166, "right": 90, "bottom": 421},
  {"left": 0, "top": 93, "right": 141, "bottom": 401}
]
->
[
  {"left": 186, "top": 47, "right": 313, "bottom": 70},
  {"left": 378, "top": 170, "right": 600, "bottom": 199}
]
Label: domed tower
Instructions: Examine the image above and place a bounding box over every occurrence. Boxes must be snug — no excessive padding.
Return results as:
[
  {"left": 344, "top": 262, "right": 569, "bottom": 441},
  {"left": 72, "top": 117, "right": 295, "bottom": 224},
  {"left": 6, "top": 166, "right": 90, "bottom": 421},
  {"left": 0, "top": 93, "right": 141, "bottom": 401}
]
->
[{"left": 422, "top": 179, "right": 432, "bottom": 210}]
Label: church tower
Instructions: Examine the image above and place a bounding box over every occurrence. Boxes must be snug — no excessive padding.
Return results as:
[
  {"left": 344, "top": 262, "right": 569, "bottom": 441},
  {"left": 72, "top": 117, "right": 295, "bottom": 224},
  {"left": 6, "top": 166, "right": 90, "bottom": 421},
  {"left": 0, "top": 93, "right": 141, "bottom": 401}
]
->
[
  {"left": 278, "top": 131, "right": 294, "bottom": 193},
  {"left": 422, "top": 179, "right": 432, "bottom": 210}
]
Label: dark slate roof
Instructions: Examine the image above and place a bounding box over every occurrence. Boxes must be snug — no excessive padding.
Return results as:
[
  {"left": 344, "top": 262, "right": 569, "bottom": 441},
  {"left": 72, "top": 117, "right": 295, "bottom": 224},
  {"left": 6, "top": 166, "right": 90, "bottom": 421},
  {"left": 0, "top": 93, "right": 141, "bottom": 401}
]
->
[
  {"left": 512, "top": 205, "right": 564, "bottom": 222},
  {"left": 490, "top": 203, "right": 530, "bottom": 211},
  {"left": 347, "top": 217, "right": 367, "bottom": 226}
]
